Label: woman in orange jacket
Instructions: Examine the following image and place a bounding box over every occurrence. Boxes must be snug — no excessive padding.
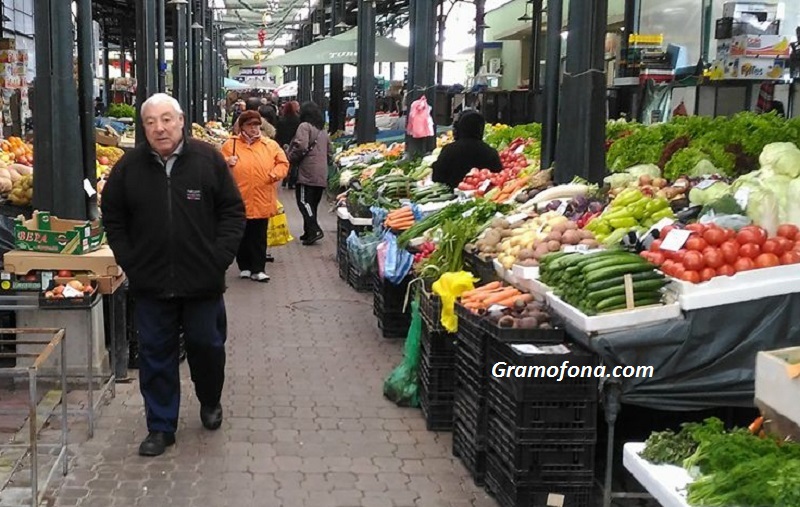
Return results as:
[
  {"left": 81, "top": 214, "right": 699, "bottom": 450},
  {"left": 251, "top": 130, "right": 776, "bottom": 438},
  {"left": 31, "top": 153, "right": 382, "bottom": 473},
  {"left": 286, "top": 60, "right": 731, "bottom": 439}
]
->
[{"left": 220, "top": 111, "right": 290, "bottom": 282}]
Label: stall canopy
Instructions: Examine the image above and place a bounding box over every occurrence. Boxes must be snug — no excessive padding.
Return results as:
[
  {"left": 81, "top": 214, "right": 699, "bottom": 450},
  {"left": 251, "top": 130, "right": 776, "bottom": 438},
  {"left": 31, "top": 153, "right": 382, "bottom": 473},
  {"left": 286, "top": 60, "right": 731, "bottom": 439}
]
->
[
  {"left": 223, "top": 77, "right": 249, "bottom": 90},
  {"left": 275, "top": 81, "right": 298, "bottom": 97},
  {"left": 264, "top": 28, "right": 409, "bottom": 66}
]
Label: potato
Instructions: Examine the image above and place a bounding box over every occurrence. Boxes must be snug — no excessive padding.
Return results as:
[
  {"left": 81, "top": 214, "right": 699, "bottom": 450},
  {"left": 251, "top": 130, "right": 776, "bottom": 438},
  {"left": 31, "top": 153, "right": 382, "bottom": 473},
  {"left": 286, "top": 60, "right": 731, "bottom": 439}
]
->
[
  {"left": 518, "top": 248, "right": 534, "bottom": 261},
  {"left": 0, "top": 177, "right": 11, "bottom": 193},
  {"left": 491, "top": 218, "right": 510, "bottom": 229},
  {"left": 561, "top": 230, "right": 581, "bottom": 245},
  {"left": 579, "top": 229, "right": 594, "bottom": 240},
  {"left": 547, "top": 240, "right": 561, "bottom": 252},
  {"left": 545, "top": 231, "right": 562, "bottom": 243},
  {"left": 579, "top": 239, "right": 599, "bottom": 248},
  {"left": 498, "top": 316, "right": 515, "bottom": 328},
  {"left": 517, "top": 317, "right": 539, "bottom": 329},
  {"left": 564, "top": 221, "right": 578, "bottom": 231},
  {"left": 517, "top": 258, "right": 538, "bottom": 267},
  {"left": 551, "top": 222, "right": 568, "bottom": 234},
  {"left": 533, "top": 244, "right": 550, "bottom": 260}
]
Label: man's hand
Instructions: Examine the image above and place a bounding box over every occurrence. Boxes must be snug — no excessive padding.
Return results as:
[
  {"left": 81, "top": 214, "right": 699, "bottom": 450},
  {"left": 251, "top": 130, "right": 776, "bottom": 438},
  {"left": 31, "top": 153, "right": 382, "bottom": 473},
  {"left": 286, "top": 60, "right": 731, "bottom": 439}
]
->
[{"left": 226, "top": 156, "right": 238, "bottom": 167}]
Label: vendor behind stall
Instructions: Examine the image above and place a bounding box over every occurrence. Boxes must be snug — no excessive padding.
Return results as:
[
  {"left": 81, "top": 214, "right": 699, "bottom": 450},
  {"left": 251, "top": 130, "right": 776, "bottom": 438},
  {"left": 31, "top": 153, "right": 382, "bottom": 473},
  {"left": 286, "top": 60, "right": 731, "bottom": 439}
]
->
[{"left": 431, "top": 109, "right": 501, "bottom": 189}]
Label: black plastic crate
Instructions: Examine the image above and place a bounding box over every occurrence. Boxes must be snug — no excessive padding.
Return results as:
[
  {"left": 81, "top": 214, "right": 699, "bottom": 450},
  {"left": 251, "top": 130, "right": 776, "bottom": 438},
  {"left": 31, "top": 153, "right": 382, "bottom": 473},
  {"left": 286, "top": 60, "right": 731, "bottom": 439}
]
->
[
  {"left": 464, "top": 252, "right": 500, "bottom": 285},
  {"left": 373, "top": 272, "right": 413, "bottom": 314},
  {"left": 454, "top": 399, "right": 485, "bottom": 442},
  {"left": 485, "top": 464, "right": 593, "bottom": 507},
  {"left": 420, "top": 395, "right": 453, "bottom": 432},
  {"left": 483, "top": 319, "right": 566, "bottom": 346},
  {"left": 377, "top": 309, "right": 411, "bottom": 339},
  {"left": 487, "top": 418, "right": 595, "bottom": 479},
  {"left": 419, "top": 289, "right": 446, "bottom": 333},
  {"left": 337, "top": 217, "right": 352, "bottom": 281},
  {"left": 486, "top": 449, "right": 595, "bottom": 488},
  {"left": 487, "top": 342, "right": 599, "bottom": 402},
  {"left": 420, "top": 360, "right": 455, "bottom": 395},
  {"left": 347, "top": 260, "right": 373, "bottom": 293},
  {"left": 453, "top": 421, "right": 486, "bottom": 485},
  {"left": 487, "top": 384, "right": 597, "bottom": 442},
  {"left": 455, "top": 303, "right": 486, "bottom": 352},
  {"left": 421, "top": 323, "right": 456, "bottom": 357}
]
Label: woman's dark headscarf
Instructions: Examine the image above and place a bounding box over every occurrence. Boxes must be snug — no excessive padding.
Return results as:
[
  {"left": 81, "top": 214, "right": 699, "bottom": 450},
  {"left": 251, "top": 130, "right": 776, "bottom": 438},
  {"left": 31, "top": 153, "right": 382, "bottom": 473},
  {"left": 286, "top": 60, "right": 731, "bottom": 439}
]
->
[{"left": 453, "top": 110, "right": 486, "bottom": 141}]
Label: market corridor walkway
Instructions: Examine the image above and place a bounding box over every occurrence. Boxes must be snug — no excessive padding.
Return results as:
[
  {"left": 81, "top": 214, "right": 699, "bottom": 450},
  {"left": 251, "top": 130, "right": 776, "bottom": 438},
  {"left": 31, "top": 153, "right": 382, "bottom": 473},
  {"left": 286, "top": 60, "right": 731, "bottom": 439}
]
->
[{"left": 53, "top": 188, "right": 495, "bottom": 507}]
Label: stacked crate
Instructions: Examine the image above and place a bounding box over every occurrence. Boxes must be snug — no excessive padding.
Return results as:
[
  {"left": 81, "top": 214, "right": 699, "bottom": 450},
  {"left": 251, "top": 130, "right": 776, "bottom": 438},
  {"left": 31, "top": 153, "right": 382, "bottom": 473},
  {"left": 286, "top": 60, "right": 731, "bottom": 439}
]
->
[
  {"left": 419, "top": 310, "right": 456, "bottom": 431},
  {"left": 452, "top": 302, "right": 489, "bottom": 484},
  {"left": 485, "top": 341, "right": 598, "bottom": 507},
  {"left": 373, "top": 273, "right": 412, "bottom": 338},
  {"left": 336, "top": 214, "right": 352, "bottom": 281}
]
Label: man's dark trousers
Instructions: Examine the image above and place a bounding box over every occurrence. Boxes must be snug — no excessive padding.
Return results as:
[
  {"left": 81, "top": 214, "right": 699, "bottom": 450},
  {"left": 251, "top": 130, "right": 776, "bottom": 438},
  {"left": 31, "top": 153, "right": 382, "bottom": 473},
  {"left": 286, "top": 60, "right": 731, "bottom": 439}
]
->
[{"left": 134, "top": 296, "right": 227, "bottom": 433}]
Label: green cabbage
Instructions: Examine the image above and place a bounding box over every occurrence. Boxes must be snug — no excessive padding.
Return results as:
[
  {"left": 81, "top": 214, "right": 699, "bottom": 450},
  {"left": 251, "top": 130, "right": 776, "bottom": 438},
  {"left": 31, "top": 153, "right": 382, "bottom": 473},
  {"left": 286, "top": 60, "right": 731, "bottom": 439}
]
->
[
  {"left": 759, "top": 142, "right": 800, "bottom": 178},
  {"left": 747, "top": 185, "right": 780, "bottom": 236},
  {"left": 689, "top": 181, "right": 731, "bottom": 206}
]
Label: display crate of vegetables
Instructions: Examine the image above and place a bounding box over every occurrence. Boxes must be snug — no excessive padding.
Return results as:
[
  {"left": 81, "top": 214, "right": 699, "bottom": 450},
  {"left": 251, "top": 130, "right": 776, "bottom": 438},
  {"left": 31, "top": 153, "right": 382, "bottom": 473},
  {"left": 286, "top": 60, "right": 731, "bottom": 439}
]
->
[
  {"left": 584, "top": 188, "right": 676, "bottom": 246},
  {"left": 646, "top": 223, "right": 800, "bottom": 310},
  {"left": 539, "top": 251, "right": 681, "bottom": 333}
]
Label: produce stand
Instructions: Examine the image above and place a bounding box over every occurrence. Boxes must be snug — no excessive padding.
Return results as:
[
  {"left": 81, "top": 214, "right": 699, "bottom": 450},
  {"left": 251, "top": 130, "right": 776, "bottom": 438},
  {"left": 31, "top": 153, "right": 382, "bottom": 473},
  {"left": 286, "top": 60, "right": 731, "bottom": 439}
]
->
[
  {"left": 622, "top": 442, "right": 691, "bottom": 507},
  {"left": 0, "top": 327, "right": 69, "bottom": 507},
  {"left": 1, "top": 246, "right": 126, "bottom": 437}
]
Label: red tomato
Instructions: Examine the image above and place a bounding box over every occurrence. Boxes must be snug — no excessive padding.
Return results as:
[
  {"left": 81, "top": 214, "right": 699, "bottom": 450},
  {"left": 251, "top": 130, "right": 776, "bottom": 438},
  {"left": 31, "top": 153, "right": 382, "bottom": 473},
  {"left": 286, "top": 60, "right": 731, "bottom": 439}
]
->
[
  {"left": 777, "top": 224, "right": 799, "bottom": 241},
  {"left": 739, "top": 243, "right": 761, "bottom": 259},
  {"left": 685, "top": 237, "right": 708, "bottom": 252},
  {"left": 660, "top": 225, "right": 676, "bottom": 239},
  {"left": 780, "top": 251, "right": 800, "bottom": 265},
  {"left": 734, "top": 257, "right": 755, "bottom": 272},
  {"left": 649, "top": 239, "right": 663, "bottom": 252},
  {"left": 716, "top": 264, "right": 736, "bottom": 277},
  {"left": 686, "top": 223, "right": 706, "bottom": 234},
  {"left": 700, "top": 267, "right": 717, "bottom": 282},
  {"left": 762, "top": 239, "right": 785, "bottom": 256},
  {"left": 720, "top": 241, "right": 740, "bottom": 265},
  {"left": 755, "top": 253, "right": 780, "bottom": 269},
  {"left": 640, "top": 251, "right": 652, "bottom": 262},
  {"left": 736, "top": 229, "right": 758, "bottom": 245},
  {"left": 702, "top": 248, "right": 724, "bottom": 269},
  {"left": 672, "top": 264, "right": 686, "bottom": 279},
  {"left": 775, "top": 237, "right": 794, "bottom": 255},
  {"left": 661, "top": 259, "right": 676, "bottom": 275},
  {"left": 672, "top": 250, "right": 686, "bottom": 264},
  {"left": 683, "top": 251, "right": 705, "bottom": 271},
  {"left": 740, "top": 226, "right": 767, "bottom": 245},
  {"left": 680, "top": 270, "right": 701, "bottom": 283},
  {"left": 795, "top": 240, "right": 800, "bottom": 252},
  {"left": 703, "top": 228, "right": 726, "bottom": 247},
  {"left": 651, "top": 252, "right": 666, "bottom": 266}
]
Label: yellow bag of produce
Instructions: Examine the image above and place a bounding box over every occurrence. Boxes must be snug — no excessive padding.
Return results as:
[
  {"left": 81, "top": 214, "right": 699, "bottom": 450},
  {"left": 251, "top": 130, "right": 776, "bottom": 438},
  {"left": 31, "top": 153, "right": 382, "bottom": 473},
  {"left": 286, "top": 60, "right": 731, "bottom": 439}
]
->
[
  {"left": 432, "top": 271, "right": 477, "bottom": 333},
  {"left": 267, "top": 202, "right": 293, "bottom": 247}
]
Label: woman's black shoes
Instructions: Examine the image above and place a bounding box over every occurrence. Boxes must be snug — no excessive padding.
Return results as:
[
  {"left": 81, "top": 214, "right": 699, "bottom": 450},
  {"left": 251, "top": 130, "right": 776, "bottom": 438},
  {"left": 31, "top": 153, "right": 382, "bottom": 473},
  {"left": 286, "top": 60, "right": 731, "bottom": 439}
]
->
[{"left": 302, "top": 231, "right": 324, "bottom": 245}]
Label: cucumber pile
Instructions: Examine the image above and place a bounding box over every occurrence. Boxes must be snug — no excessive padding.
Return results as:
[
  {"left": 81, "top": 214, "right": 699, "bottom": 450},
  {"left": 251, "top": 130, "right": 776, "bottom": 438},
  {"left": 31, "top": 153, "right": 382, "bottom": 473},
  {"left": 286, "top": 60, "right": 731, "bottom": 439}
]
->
[
  {"left": 539, "top": 250, "right": 667, "bottom": 316},
  {"left": 374, "top": 174, "right": 416, "bottom": 200},
  {"left": 410, "top": 183, "right": 455, "bottom": 204}
]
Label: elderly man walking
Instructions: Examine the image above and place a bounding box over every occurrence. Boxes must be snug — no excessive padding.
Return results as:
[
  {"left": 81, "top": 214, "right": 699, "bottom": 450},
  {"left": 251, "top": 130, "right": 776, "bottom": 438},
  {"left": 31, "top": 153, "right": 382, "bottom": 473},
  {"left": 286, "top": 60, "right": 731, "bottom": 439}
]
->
[{"left": 101, "top": 93, "right": 245, "bottom": 456}]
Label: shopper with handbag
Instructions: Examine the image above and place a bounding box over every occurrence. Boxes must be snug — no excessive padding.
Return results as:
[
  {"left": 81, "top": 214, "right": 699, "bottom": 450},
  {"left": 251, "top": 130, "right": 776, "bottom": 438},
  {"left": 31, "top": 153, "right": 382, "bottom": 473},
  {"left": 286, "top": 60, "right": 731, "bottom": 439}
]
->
[
  {"left": 286, "top": 102, "right": 331, "bottom": 246},
  {"left": 277, "top": 101, "right": 301, "bottom": 189},
  {"left": 221, "top": 111, "right": 290, "bottom": 282}
]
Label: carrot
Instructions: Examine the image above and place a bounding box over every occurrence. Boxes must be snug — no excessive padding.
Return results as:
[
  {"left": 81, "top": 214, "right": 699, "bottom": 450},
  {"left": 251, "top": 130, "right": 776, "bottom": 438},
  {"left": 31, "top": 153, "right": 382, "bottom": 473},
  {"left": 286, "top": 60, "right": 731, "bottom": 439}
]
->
[
  {"left": 749, "top": 416, "right": 764, "bottom": 435},
  {"left": 461, "top": 281, "right": 502, "bottom": 298},
  {"left": 481, "top": 288, "right": 522, "bottom": 306},
  {"left": 495, "top": 296, "right": 522, "bottom": 308},
  {"left": 386, "top": 219, "right": 415, "bottom": 229}
]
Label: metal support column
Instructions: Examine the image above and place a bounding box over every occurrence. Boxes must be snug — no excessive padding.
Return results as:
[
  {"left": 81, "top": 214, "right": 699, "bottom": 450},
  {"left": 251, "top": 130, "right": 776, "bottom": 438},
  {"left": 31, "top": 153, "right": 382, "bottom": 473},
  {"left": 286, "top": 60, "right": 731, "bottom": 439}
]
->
[
  {"left": 436, "top": 1, "right": 445, "bottom": 85},
  {"left": 204, "top": 6, "right": 213, "bottom": 122},
  {"left": 76, "top": 0, "right": 97, "bottom": 220},
  {"left": 186, "top": 0, "right": 195, "bottom": 124},
  {"left": 474, "top": 0, "right": 486, "bottom": 74},
  {"left": 32, "top": 0, "right": 85, "bottom": 219},
  {"left": 554, "top": 0, "right": 608, "bottom": 184},
  {"left": 120, "top": 23, "right": 127, "bottom": 78},
  {"left": 157, "top": 0, "right": 166, "bottom": 92},
  {"left": 312, "top": 7, "right": 326, "bottom": 107},
  {"left": 102, "top": 23, "right": 110, "bottom": 112},
  {"left": 529, "top": 0, "right": 543, "bottom": 91},
  {"left": 406, "top": 0, "right": 437, "bottom": 156},
  {"left": 540, "top": 0, "right": 563, "bottom": 170},
  {"left": 135, "top": 0, "right": 158, "bottom": 144},
  {"left": 328, "top": 0, "right": 345, "bottom": 133},
  {"left": 298, "top": 25, "right": 313, "bottom": 103},
  {"left": 191, "top": 0, "right": 204, "bottom": 123},
  {"left": 172, "top": 0, "right": 189, "bottom": 136},
  {"left": 355, "top": 0, "right": 376, "bottom": 143}
]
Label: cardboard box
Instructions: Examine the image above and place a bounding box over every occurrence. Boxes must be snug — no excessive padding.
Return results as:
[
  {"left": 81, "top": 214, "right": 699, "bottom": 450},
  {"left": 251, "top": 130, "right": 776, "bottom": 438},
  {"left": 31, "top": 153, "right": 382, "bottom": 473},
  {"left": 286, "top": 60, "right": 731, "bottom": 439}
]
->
[
  {"left": 53, "top": 273, "right": 126, "bottom": 295},
  {"left": 95, "top": 126, "right": 120, "bottom": 147},
  {"left": 14, "top": 211, "right": 105, "bottom": 255},
  {"left": 0, "top": 270, "right": 54, "bottom": 293},
  {"left": 3, "top": 245, "right": 122, "bottom": 277},
  {"left": 710, "top": 56, "right": 786, "bottom": 80},
  {"left": 730, "top": 34, "right": 791, "bottom": 58},
  {"left": 755, "top": 347, "right": 800, "bottom": 428}
]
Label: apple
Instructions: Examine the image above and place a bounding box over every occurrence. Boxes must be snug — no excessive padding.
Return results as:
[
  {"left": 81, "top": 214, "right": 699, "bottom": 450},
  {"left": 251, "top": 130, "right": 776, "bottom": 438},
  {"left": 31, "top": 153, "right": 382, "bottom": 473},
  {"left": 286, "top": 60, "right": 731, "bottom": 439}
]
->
[{"left": 98, "top": 156, "right": 110, "bottom": 166}]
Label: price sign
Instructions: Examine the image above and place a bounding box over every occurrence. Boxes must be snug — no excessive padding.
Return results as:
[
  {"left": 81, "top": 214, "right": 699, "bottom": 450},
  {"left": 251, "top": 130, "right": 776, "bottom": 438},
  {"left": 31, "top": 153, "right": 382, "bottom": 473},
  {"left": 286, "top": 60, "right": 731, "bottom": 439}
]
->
[
  {"left": 462, "top": 208, "right": 476, "bottom": 218},
  {"left": 695, "top": 179, "right": 716, "bottom": 190},
  {"left": 505, "top": 213, "right": 528, "bottom": 225},
  {"left": 660, "top": 229, "right": 692, "bottom": 251},
  {"left": 487, "top": 304, "right": 507, "bottom": 312},
  {"left": 83, "top": 179, "right": 97, "bottom": 198},
  {"left": 514, "top": 145, "right": 525, "bottom": 155},
  {"left": 556, "top": 201, "right": 568, "bottom": 215},
  {"left": 479, "top": 179, "right": 492, "bottom": 192}
]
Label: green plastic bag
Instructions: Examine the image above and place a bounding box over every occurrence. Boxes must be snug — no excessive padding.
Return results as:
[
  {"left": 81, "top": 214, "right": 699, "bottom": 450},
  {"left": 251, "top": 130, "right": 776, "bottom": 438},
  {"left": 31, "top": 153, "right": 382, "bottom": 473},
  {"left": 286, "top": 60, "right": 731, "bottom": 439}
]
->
[{"left": 383, "top": 297, "right": 422, "bottom": 408}]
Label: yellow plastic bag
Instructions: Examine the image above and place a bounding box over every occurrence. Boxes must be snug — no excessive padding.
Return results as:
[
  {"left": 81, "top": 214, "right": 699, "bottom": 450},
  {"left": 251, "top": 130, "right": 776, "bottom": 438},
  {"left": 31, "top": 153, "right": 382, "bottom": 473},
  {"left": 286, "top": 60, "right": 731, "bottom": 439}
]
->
[
  {"left": 267, "top": 201, "right": 294, "bottom": 247},
  {"left": 432, "top": 271, "right": 478, "bottom": 333}
]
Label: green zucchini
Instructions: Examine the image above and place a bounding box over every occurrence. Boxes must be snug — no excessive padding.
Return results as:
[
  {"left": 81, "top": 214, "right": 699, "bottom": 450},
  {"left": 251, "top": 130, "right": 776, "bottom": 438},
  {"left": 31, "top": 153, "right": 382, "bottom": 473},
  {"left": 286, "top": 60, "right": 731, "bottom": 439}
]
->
[
  {"left": 584, "top": 263, "right": 656, "bottom": 284},
  {"left": 594, "top": 297, "right": 663, "bottom": 314},
  {"left": 586, "top": 279, "right": 666, "bottom": 303},
  {"left": 594, "top": 292, "right": 663, "bottom": 312},
  {"left": 587, "top": 272, "right": 665, "bottom": 292}
]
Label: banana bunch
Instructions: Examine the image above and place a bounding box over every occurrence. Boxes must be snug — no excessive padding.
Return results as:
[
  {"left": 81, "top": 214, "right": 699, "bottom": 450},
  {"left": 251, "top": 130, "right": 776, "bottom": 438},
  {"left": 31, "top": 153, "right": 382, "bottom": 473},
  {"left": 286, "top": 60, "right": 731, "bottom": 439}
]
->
[{"left": 8, "top": 174, "right": 32, "bottom": 206}]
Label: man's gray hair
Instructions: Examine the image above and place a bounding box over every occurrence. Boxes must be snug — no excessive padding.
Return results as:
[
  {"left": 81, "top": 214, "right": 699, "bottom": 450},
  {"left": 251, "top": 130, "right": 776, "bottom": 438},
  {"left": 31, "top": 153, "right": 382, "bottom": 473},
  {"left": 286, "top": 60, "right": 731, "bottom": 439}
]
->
[{"left": 141, "top": 93, "right": 183, "bottom": 116}]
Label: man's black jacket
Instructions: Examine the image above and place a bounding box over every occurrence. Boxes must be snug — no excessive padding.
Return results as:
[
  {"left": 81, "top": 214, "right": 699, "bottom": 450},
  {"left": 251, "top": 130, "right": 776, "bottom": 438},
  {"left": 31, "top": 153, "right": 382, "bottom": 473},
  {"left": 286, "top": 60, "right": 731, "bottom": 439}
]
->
[{"left": 100, "top": 139, "right": 245, "bottom": 298}]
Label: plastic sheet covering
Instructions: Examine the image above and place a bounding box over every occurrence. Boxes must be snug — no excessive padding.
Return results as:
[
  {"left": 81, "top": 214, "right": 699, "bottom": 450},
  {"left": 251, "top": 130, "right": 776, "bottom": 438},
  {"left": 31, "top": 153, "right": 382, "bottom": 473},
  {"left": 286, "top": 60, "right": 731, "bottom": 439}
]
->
[
  {"left": 383, "top": 297, "right": 422, "bottom": 407},
  {"left": 346, "top": 230, "right": 380, "bottom": 275},
  {"left": 565, "top": 293, "right": 800, "bottom": 411}
]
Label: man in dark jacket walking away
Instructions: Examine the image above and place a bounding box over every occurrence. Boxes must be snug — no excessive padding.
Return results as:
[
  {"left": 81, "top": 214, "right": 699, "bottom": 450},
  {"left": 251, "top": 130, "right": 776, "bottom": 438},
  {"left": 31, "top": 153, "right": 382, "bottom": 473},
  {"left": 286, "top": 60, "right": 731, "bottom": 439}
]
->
[
  {"left": 431, "top": 109, "right": 502, "bottom": 189},
  {"left": 101, "top": 93, "right": 245, "bottom": 457}
]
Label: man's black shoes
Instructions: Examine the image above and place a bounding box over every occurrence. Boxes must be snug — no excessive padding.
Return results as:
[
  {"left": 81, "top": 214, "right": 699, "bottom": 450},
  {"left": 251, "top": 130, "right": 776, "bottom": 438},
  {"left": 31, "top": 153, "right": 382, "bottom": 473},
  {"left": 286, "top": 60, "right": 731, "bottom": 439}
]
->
[
  {"left": 302, "top": 231, "right": 324, "bottom": 246},
  {"left": 201, "top": 404, "right": 223, "bottom": 430},
  {"left": 138, "top": 431, "right": 175, "bottom": 457}
]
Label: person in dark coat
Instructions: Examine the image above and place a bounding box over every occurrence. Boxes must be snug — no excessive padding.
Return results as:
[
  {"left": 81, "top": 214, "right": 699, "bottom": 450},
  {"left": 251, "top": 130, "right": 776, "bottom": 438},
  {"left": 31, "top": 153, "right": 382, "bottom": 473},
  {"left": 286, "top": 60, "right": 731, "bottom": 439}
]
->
[
  {"left": 277, "top": 101, "right": 301, "bottom": 189},
  {"left": 431, "top": 109, "right": 502, "bottom": 189},
  {"left": 101, "top": 93, "right": 245, "bottom": 457}
]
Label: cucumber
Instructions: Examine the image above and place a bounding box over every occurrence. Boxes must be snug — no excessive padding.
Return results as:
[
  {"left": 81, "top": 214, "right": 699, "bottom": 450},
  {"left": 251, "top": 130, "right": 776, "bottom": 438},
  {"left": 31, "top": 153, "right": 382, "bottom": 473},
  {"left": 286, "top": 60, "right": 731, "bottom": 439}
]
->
[
  {"left": 584, "top": 263, "right": 655, "bottom": 284},
  {"left": 587, "top": 272, "right": 665, "bottom": 292},
  {"left": 586, "top": 279, "right": 666, "bottom": 303},
  {"left": 594, "top": 297, "right": 663, "bottom": 314},
  {"left": 581, "top": 255, "right": 648, "bottom": 274},
  {"left": 594, "top": 291, "right": 662, "bottom": 311}
]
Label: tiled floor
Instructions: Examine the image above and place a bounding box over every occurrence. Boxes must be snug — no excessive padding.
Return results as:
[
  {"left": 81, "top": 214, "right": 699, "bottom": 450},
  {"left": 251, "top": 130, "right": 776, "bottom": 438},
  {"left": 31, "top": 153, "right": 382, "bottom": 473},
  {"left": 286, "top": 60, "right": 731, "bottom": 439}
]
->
[{"left": 50, "top": 188, "right": 497, "bottom": 507}]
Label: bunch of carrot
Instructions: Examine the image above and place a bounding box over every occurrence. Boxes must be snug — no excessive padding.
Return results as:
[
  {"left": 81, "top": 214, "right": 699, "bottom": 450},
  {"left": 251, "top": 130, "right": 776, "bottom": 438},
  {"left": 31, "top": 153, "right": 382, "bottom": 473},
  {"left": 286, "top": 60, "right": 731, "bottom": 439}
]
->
[
  {"left": 460, "top": 281, "right": 533, "bottom": 312},
  {"left": 491, "top": 178, "right": 528, "bottom": 204},
  {"left": 384, "top": 207, "right": 416, "bottom": 231}
]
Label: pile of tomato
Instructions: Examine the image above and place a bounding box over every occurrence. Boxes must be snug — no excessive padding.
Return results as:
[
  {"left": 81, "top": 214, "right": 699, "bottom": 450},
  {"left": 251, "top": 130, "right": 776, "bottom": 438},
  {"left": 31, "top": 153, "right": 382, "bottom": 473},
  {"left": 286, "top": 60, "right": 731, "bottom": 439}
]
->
[
  {"left": 498, "top": 147, "right": 529, "bottom": 173},
  {"left": 457, "top": 167, "right": 518, "bottom": 194},
  {"left": 640, "top": 223, "right": 800, "bottom": 284}
]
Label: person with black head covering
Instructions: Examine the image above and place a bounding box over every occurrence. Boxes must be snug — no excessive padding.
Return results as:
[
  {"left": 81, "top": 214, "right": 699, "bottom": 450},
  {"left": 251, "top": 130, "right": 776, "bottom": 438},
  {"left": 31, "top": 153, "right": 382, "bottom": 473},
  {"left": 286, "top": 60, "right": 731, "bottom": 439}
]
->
[{"left": 431, "top": 110, "right": 502, "bottom": 189}]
